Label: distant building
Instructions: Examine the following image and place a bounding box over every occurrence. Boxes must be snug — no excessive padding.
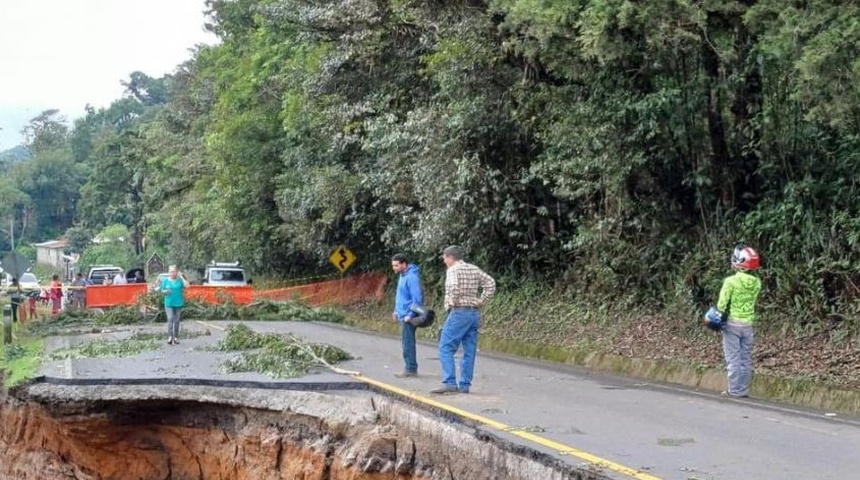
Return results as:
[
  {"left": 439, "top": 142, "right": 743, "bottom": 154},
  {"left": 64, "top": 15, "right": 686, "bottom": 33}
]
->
[
  {"left": 33, "top": 239, "right": 68, "bottom": 268},
  {"left": 33, "top": 239, "right": 78, "bottom": 279}
]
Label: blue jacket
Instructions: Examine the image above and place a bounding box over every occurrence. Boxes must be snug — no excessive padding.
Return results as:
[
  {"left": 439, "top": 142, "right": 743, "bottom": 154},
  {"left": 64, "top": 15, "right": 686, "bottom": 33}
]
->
[{"left": 395, "top": 264, "right": 423, "bottom": 320}]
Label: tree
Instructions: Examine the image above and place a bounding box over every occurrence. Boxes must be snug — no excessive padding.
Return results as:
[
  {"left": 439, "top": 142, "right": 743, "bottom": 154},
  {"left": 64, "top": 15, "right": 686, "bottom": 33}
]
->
[
  {"left": 79, "top": 224, "right": 136, "bottom": 270},
  {"left": 52, "top": 0, "right": 860, "bottom": 325},
  {"left": 74, "top": 74, "right": 168, "bottom": 254},
  {"left": 21, "top": 109, "right": 70, "bottom": 155},
  {"left": 121, "top": 71, "right": 168, "bottom": 106},
  {"left": 64, "top": 226, "right": 92, "bottom": 254},
  {"left": 10, "top": 147, "right": 85, "bottom": 240},
  {"left": 0, "top": 177, "right": 30, "bottom": 251}
]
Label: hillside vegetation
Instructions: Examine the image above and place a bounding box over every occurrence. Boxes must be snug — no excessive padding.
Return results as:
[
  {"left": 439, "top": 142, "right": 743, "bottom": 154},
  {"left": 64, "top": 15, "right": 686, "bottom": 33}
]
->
[{"left": 2, "top": 1, "right": 859, "bottom": 372}]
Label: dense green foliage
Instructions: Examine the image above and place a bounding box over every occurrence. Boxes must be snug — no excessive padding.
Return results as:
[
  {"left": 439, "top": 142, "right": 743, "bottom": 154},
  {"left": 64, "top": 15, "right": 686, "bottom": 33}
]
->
[
  {"left": 3, "top": 1, "right": 860, "bottom": 328},
  {"left": 0, "top": 146, "right": 30, "bottom": 165}
]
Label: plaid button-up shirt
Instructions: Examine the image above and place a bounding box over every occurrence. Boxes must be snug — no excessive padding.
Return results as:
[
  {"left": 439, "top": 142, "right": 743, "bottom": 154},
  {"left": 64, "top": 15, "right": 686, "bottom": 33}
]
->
[{"left": 444, "top": 261, "right": 496, "bottom": 310}]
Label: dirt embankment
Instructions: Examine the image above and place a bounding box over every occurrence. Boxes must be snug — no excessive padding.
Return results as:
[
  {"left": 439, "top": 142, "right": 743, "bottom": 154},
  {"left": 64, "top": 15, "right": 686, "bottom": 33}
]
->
[
  {"left": 0, "top": 383, "right": 605, "bottom": 480},
  {"left": 0, "top": 387, "right": 426, "bottom": 480}
]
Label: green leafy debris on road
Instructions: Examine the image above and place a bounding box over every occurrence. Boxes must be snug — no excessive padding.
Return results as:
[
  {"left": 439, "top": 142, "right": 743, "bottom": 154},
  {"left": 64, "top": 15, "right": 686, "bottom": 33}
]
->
[
  {"left": 48, "top": 330, "right": 207, "bottom": 360},
  {"left": 183, "top": 299, "right": 345, "bottom": 323},
  {"left": 33, "top": 298, "right": 344, "bottom": 338},
  {"left": 29, "top": 306, "right": 152, "bottom": 338},
  {"left": 50, "top": 335, "right": 158, "bottom": 360},
  {"left": 217, "top": 324, "right": 351, "bottom": 379},
  {"left": 657, "top": 437, "right": 696, "bottom": 447},
  {"left": 54, "top": 296, "right": 345, "bottom": 326}
]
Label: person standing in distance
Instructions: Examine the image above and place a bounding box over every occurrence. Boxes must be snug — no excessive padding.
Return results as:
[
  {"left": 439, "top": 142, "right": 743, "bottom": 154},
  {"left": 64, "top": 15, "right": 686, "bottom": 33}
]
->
[
  {"left": 391, "top": 253, "right": 424, "bottom": 378},
  {"left": 8, "top": 277, "right": 21, "bottom": 324},
  {"left": 49, "top": 274, "right": 63, "bottom": 315},
  {"left": 717, "top": 244, "right": 762, "bottom": 398},
  {"left": 431, "top": 245, "right": 495, "bottom": 394},
  {"left": 70, "top": 273, "right": 87, "bottom": 310},
  {"left": 156, "top": 265, "right": 190, "bottom": 345}
]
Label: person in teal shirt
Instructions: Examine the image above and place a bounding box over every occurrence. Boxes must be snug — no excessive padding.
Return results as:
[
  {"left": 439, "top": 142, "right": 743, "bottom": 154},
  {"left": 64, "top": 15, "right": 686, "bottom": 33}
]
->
[
  {"left": 155, "top": 265, "right": 189, "bottom": 345},
  {"left": 717, "top": 244, "right": 762, "bottom": 398}
]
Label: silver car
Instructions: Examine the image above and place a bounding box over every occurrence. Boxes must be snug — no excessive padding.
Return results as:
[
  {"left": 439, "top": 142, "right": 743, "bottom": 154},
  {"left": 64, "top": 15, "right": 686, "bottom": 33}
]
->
[{"left": 17, "top": 272, "right": 40, "bottom": 291}]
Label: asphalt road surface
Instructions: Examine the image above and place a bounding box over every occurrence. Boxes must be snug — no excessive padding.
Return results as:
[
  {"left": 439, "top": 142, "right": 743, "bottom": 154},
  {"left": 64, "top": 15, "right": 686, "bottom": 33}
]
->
[{"left": 37, "top": 320, "right": 860, "bottom": 480}]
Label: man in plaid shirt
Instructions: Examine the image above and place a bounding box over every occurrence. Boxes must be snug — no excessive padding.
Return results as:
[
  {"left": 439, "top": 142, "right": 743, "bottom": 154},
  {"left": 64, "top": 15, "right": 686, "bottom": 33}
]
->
[{"left": 431, "top": 245, "right": 496, "bottom": 394}]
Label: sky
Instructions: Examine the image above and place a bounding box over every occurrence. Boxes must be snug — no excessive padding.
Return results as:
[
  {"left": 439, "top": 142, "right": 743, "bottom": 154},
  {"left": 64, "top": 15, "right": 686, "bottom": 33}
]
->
[{"left": 0, "top": 0, "right": 218, "bottom": 151}]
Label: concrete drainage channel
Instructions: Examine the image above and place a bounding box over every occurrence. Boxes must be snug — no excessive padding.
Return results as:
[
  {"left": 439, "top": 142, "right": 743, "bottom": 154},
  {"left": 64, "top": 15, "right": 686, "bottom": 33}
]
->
[{"left": 0, "top": 378, "right": 612, "bottom": 480}]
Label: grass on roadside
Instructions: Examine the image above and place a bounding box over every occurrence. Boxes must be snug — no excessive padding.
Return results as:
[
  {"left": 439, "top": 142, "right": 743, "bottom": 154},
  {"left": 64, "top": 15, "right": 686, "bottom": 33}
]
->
[{"left": 0, "top": 336, "right": 45, "bottom": 388}]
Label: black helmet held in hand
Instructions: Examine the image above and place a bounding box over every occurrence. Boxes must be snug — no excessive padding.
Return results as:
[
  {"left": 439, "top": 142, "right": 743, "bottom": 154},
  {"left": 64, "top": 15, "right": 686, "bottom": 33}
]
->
[{"left": 409, "top": 305, "right": 436, "bottom": 328}]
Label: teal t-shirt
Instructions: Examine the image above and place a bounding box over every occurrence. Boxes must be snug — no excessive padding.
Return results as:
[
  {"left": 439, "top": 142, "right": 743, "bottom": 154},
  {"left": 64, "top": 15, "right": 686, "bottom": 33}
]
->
[{"left": 159, "top": 277, "right": 186, "bottom": 308}]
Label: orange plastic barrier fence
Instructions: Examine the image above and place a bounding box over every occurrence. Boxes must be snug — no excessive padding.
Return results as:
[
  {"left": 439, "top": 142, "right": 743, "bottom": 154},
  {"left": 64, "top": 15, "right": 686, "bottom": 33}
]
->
[
  {"left": 82, "top": 272, "right": 387, "bottom": 309},
  {"left": 85, "top": 284, "right": 148, "bottom": 308},
  {"left": 186, "top": 285, "right": 255, "bottom": 305},
  {"left": 255, "top": 272, "right": 388, "bottom": 307}
]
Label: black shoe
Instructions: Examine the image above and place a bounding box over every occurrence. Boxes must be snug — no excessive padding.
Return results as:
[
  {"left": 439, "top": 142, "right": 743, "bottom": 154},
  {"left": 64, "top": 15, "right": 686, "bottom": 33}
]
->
[
  {"left": 430, "top": 385, "right": 459, "bottom": 394},
  {"left": 394, "top": 371, "right": 418, "bottom": 378}
]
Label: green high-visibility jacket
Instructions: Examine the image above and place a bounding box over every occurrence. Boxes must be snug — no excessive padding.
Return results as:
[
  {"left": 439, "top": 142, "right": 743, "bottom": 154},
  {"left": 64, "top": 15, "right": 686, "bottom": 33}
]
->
[{"left": 717, "top": 271, "right": 762, "bottom": 324}]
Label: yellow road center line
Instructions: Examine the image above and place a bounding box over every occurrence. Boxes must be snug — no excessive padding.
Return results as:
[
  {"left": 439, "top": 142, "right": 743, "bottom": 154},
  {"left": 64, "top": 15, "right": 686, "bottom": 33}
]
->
[
  {"left": 185, "top": 324, "right": 659, "bottom": 479},
  {"left": 195, "top": 320, "right": 225, "bottom": 331},
  {"left": 353, "top": 374, "right": 663, "bottom": 480}
]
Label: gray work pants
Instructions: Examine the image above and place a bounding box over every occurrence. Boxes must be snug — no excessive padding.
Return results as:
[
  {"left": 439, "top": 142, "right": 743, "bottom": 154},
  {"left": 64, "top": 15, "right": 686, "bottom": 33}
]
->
[
  {"left": 722, "top": 322, "right": 755, "bottom": 397},
  {"left": 166, "top": 307, "right": 182, "bottom": 338}
]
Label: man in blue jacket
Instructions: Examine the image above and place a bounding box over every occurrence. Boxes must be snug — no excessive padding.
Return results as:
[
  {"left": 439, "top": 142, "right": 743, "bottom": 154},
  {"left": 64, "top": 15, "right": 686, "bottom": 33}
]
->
[{"left": 391, "top": 253, "right": 424, "bottom": 378}]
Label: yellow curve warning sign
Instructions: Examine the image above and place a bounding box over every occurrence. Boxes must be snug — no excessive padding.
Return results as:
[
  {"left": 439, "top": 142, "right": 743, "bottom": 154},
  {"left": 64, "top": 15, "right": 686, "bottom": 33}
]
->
[{"left": 329, "top": 245, "right": 356, "bottom": 273}]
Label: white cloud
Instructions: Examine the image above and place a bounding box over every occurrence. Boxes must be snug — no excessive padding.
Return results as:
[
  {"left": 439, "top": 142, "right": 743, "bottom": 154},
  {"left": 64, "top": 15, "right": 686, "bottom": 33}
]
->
[{"left": 0, "top": 0, "right": 218, "bottom": 149}]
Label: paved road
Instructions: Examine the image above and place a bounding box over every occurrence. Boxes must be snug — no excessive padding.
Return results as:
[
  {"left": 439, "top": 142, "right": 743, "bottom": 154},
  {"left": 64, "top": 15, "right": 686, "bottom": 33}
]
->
[{"left": 38, "top": 320, "right": 860, "bottom": 480}]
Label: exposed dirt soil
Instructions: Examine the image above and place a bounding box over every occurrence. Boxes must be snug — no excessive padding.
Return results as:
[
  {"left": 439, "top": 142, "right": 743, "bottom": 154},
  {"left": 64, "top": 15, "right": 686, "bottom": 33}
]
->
[
  {"left": 0, "top": 393, "right": 425, "bottom": 480},
  {"left": 0, "top": 384, "right": 607, "bottom": 480}
]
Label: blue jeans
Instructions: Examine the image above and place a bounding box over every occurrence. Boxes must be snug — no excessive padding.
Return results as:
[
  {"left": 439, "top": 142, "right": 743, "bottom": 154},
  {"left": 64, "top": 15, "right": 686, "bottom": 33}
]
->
[
  {"left": 722, "top": 322, "right": 755, "bottom": 396},
  {"left": 438, "top": 308, "right": 480, "bottom": 391},
  {"left": 400, "top": 317, "right": 418, "bottom": 373}
]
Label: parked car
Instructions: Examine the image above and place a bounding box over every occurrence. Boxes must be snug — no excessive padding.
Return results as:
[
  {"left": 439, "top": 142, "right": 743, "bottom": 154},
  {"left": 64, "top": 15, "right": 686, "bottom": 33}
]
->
[
  {"left": 87, "top": 265, "right": 124, "bottom": 285},
  {"left": 17, "top": 272, "right": 41, "bottom": 291},
  {"left": 203, "top": 261, "right": 250, "bottom": 286}
]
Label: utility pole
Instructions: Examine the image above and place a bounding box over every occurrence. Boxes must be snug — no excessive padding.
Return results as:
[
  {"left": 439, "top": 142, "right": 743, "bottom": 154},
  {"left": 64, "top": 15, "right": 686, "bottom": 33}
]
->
[{"left": 10, "top": 217, "right": 13, "bottom": 251}]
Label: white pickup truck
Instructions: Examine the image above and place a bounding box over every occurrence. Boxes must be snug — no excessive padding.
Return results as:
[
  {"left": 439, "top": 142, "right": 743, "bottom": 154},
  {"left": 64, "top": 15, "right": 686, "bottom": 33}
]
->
[
  {"left": 87, "top": 265, "right": 124, "bottom": 285},
  {"left": 203, "top": 261, "right": 250, "bottom": 286}
]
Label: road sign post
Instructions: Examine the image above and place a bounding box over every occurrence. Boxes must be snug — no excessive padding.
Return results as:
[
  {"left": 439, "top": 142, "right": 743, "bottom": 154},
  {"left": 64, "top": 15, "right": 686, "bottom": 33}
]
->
[{"left": 3, "top": 304, "right": 11, "bottom": 345}]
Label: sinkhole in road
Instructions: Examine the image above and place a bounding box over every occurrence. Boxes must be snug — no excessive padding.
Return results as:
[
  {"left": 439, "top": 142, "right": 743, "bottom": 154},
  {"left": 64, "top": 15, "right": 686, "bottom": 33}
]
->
[{"left": 0, "top": 381, "right": 611, "bottom": 480}]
